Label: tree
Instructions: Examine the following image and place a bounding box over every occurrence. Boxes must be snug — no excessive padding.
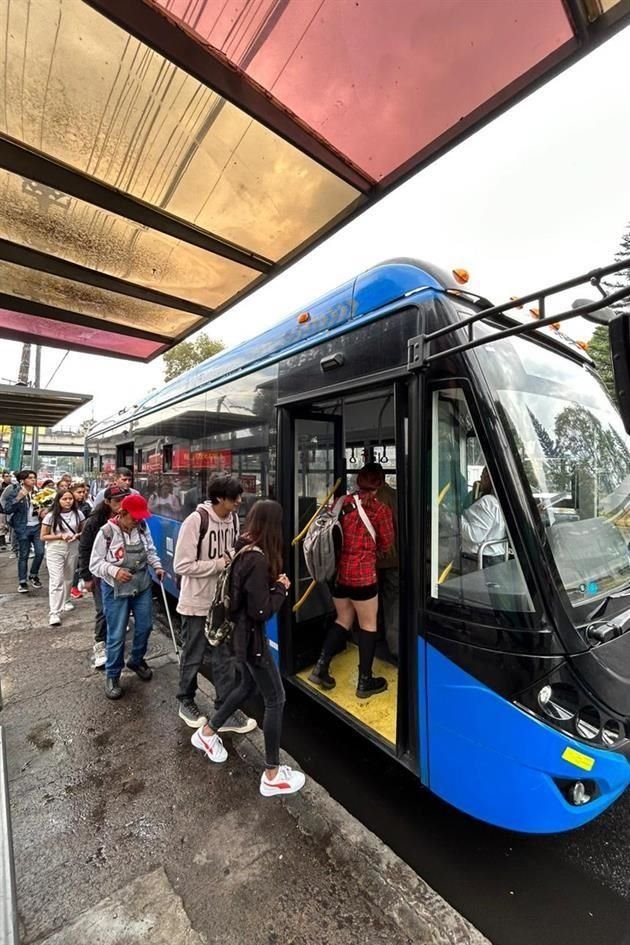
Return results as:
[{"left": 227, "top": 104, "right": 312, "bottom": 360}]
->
[
  {"left": 163, "top": 333, "right": 224, "bottom": 382},
  {"left": 605, "top": 220, "right": 630, "bottom": 318},
  {"left": 588, "top": 325, "right": 616, "bottom": 402},
  {"left": 587, "top": 222, "right": 630, "bottom": 405}
]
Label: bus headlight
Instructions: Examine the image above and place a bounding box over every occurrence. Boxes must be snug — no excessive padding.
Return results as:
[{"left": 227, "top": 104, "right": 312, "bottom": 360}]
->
[
  {"left": 575, "top": 706, "right": 601, "bottom": 740},
  {"left": 602, "top": 719, "right": 623, "bottom": 746},
  {"left": 537, "top": 684, "right": 579, "bottom": 722}
]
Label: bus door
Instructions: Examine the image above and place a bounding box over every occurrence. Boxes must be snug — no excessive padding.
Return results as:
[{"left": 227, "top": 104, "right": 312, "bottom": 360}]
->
[
  {"left": 279, "top": 409, "right": 345, "bottom": 672},
  {"left": 280, "top": 383, "right": 418, "bottom": 764}
]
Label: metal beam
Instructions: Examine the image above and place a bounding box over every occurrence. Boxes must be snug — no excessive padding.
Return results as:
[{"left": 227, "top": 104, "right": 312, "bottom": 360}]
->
[
  {"left": 0, "top": 293, "right": 175, "bottom": 345},
  {"left": 0, "top": 325, "right": 160, "bottom": 363},
  {"left": 0, "top": 134, "right": 272, "bottom": 275},
  {"left": 0, "top": 238, "right": 216, "bottom": 321},
  {"left": 84, "top": 0, "right": 372, "bottom": 195}
]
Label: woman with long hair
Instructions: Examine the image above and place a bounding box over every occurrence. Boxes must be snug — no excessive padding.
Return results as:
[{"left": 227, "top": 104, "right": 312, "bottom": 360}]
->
[
  {"left": 191, "top": 499, "right": 305, "bottom": 797},
  {"left": 41, "top": 489, "right": 85, "bottom": 626}
]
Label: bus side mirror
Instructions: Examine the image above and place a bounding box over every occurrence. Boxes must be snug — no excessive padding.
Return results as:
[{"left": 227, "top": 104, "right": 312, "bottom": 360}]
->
[
  {"left": 609, "top": 313, "right": 630, "bottom": 433},
  {"left": 572, "top": 299, "right": 617, "bottom": 325}
]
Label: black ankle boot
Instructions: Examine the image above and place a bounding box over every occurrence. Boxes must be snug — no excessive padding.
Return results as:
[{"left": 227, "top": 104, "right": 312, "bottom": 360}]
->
[
  {"left": 356, "top": 673, "right": 388, "bottom": 699},
  {"left": 105, "top": 676, "right": 123, "bottom": 700},
  {"left": 308, "top": 659, "right": 336, "bottom": 690}
]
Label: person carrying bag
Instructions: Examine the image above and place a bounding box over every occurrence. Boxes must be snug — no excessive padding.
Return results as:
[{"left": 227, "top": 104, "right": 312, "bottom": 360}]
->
[
  {"left": 190, "top": 500, "right": 306, "bottom": 798},
  {"left": 41, "top": 488, "right": 85, "bottom": 627}
]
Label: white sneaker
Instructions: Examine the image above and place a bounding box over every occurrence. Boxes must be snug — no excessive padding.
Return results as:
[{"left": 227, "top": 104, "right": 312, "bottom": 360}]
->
[
  {"left": 63, "top": 602, "right": 75, "bottom": 612},
  {"left": 92, "top": 641, "right": 106, "bottom": 669},
  {"left": 191, "top": 728, "right": 228, "bottom": 763},
  {"left": 49, "top": 614, "right": 61, "bottom": 627},
  {"left": 218, "top": 715, "right": 258, "bottom": 735},
  {"left": 260, "top": 765, "right": 306, "bottom": 798}
]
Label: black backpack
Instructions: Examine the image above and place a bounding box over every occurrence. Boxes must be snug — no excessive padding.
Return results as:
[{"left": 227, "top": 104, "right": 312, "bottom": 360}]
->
[{"left": 205, "top": 545, "right": 262, "bottom": 647}]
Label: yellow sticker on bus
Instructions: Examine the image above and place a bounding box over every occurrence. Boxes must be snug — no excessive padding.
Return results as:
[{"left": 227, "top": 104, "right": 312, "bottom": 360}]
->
[{"left": 562, "top": 746, "right": 595, "bottom": 772}]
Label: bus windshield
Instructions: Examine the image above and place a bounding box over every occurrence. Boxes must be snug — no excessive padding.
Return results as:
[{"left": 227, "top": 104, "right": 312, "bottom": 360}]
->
[{"left": 479, "top": 335, "right": 630, "bottom": 609}]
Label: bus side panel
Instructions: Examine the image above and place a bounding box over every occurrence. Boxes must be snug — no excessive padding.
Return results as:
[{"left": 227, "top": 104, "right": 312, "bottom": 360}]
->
[
  {"left": 265, "top": 615, "right": 280, "bottom": 666},
  {"left": 424, "top": 643, "right": 630, "bottom": 833},
  {"left": 148, "top": 514, "right": 181, "bottom": 598}
]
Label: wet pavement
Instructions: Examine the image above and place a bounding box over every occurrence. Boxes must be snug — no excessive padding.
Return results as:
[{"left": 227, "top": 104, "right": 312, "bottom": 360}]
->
[{"left": 0, "top": 551, "right": 486, "bottom": 945}]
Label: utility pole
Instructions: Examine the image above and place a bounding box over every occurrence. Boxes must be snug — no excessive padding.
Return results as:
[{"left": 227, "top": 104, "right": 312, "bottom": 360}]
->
[
  {"left": 30, "top": 346, "right": 41, "bottom": 474},
  {"left": 7, "top": 343, "right": 32, "bottom": 471}
]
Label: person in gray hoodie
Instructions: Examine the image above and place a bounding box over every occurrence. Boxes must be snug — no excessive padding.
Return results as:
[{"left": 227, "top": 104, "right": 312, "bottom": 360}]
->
[{"left": 174, "top": 473, "right": 257, "bottom": 733}]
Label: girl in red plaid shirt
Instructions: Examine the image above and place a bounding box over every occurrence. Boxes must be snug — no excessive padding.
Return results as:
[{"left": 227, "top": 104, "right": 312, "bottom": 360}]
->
[{"left": 309, "top": 464, "right": 394, "bottom": 698}]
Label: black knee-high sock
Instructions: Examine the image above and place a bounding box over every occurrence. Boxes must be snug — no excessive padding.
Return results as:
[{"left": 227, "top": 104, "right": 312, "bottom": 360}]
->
[
  {"left": 358, "top": 629, "right": 377, "bottom": 677},
  {"left": 319, "top": 623, "right": 348, "bottom": 666}
]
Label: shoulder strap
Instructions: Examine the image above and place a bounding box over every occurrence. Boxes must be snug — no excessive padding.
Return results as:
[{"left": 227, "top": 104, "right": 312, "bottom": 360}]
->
[
  {"left": 354, "top": 495, "right": 376, "bottom": 543},
  {"left": 196, "top": 507, "right": 210, "bottom": 560},
  {"left": 102, "top": 522, "right": 115, "bottom": 553}
]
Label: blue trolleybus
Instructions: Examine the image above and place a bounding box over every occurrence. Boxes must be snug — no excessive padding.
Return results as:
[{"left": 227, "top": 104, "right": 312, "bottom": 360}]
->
[{"left": 87, "top": 256, "right": 630, "bottom": 833}]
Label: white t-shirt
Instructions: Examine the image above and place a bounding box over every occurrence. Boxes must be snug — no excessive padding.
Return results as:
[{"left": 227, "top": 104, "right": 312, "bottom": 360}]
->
[
  {"left": 43, "top": 509, "right": 85, "bottom": 535},
  {"left": 460, "top": 494, "right": 507, "bottom": 557},
  {"left": 25, "top": 494, "right": 40, "bottom": 527}
]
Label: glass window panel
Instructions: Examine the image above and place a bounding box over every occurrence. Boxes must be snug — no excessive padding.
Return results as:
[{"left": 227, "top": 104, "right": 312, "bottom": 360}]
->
[
  {"left": 0, "top": 308, "right": 165, "bottom": 359},
  {"left": 430, "top": 386, "right": 534, "bottom": 614},
  {"left": 0, "top": 260, "right": 201, "bottom": 337},
  {"left": 0, "top": 169, "right": 259, "bottom": 309},
  {"left": 158, "top": 0, "right": 572, "bottom": 181},
  {"left": 0, "top": 0, "right": 358, "bottom": 260}
]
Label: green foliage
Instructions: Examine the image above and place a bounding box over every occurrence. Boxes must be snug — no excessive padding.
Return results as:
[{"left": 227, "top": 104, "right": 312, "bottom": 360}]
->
[
  {"left": 588, "top": 325, "right": 616, "bottom": 403},
  {"left": 604, "top": 222, "right": 630, "bottom": 318},
  {"left": 163, "top": 333, "right": 224, "bottom": 382}
]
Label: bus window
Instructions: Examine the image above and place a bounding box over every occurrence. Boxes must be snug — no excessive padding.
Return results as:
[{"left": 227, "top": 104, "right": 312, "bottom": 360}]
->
[{"left": 430, "top": 387, "right": 534, "bottom": 613}]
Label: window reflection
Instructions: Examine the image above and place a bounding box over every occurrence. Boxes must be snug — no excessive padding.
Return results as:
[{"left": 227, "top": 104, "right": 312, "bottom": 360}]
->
[{"left": 485, "top": 337, "right": 630, "bottom": 607}]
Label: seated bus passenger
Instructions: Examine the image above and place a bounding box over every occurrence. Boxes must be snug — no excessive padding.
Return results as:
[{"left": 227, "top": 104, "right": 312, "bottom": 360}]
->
[{"left": 459, "top": 467, "right": 507, "bottom": 568}]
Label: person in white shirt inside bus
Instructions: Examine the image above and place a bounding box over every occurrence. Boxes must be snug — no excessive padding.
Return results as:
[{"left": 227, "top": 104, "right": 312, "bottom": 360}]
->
[{"left": 459, "top": 466, "right": 507, "bottom": 569}]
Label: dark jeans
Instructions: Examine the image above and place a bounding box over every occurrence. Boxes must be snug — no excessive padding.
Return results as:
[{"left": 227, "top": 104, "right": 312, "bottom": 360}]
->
[
  {"left": 210, "top": 641, "right": 285, "bottom": 769},
  {"left": 177, "top": 614, "right": 244, "bottom": 708},
  {"left": 16, "top": 526, "right": 44, "bottom": 584},
  {"left": 92, "top": 577, "right": 107, "bottom": 644},
  {"left": 101, "top": 582, "right": 153, "bottom": 679}
]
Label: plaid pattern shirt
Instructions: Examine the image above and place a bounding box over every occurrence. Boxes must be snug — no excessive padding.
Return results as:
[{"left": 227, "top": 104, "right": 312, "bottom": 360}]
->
[{"left": 337, "top": 492, "right": 395, "bottom": 587}]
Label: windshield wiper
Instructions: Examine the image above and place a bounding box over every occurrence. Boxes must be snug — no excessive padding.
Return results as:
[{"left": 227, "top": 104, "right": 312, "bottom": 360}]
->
[{"left": 587, "top": 582, "right": 630, "bottom": 621}]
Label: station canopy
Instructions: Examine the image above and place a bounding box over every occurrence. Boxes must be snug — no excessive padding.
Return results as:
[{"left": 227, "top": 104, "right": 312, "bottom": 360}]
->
[
  {"left": 0, "top": 0, "right": 628, "bottom": 362},
  {"left": 0, "top": 384, "right": 92, "bottom": 428}
]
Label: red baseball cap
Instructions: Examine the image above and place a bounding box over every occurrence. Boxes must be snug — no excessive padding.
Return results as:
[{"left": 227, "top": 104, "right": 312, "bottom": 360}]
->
[{"left": 120, "top": 494, "right": 152, "bottom": 520}]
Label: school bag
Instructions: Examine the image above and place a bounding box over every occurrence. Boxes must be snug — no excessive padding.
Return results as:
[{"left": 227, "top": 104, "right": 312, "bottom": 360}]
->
[
  {"left": 303, "top": 494, "right": 376, "bottom": 584},
  {"left": 205, "top": 545, "right": 263, "bottom": 647}
]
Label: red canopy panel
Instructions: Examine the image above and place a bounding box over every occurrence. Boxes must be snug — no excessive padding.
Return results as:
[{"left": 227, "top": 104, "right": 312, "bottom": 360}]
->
[
  {"left": 154, "top": 0, "right": 574, "bottom": 182},
  {"left": 0, "top": 309, "right": 167, "bottom": 361}
]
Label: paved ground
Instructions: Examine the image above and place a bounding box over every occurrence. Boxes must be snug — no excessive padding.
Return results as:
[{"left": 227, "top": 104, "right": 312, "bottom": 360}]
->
[{"left": 0, "top": 550, "right": 487, "bottom": 945}]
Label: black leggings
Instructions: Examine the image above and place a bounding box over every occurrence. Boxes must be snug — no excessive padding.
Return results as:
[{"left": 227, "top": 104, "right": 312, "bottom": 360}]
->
[{"left": 210, "top": 640, "right": 285, "bottom": 769}]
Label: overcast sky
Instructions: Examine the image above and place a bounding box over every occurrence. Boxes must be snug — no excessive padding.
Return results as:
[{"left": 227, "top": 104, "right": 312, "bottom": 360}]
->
[{"left": 3, "top": 23, "right": 630, "bottom": 428}]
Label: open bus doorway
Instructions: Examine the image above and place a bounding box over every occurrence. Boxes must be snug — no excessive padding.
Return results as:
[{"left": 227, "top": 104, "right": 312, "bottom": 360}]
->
[{"left": 282, "top": 384, "right": 408, "bottom": 755}]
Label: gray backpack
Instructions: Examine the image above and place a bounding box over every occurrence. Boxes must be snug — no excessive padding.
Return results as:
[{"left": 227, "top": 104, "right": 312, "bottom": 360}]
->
[{"left": 303, "top": 494, "right": 376, "bottom": 584}]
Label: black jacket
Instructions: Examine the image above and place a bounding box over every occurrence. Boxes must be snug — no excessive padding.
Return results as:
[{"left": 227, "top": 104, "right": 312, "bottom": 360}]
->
[
  {"left": 78, "top": 511, "right": 107, "bottom": 581},
  {"left": 229, "top": 537, "right": 287, "bottom": 662}
]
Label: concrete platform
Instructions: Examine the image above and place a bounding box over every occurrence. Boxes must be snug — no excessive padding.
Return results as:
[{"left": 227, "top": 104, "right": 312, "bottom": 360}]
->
[{"left": 0, "top": 549, "right": 488, "bottom": 945}]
